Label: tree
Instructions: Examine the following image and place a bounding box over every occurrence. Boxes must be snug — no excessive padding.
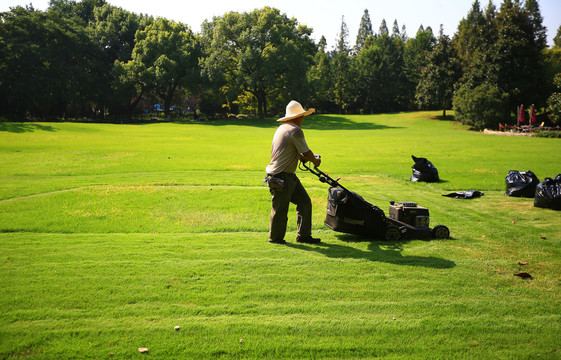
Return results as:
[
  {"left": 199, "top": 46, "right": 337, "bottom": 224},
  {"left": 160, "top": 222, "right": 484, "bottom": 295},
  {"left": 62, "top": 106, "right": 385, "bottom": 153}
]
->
[
  {"left": 202, "top": 7, "right": 315, "bottom": 118},
  {"left": 453, "top": 83, "right": 506, "bottom": 130},
  {"left": 49, "top": 0, "right": 107, "bottom": 24},
  {"left": 554, "top": 25, "right": 561, "bottom": 48},
  {"left": 400, "top": 25, "right": 408, "bottom": 41},
  {"left": 337, "top": 15, "right": 350, "bottom": 54},
  {"left": 353, "top": 45, "right": 383, "bottom": 113},
  {"left": 547, "top": 73, "right": 561, "bottom": 124},
  {"left": 403, "top": 26, "right": 436, "bottom": 108},
  {"left": 118, "top": 18, "right": 201, "bottom": 119},
  {"left": 351, "top": 33, "right": 407, "bottom": 114},
  {"left": 86, "top": 4, "right": 153, "bottom": 116},
  {"left": 330, "top": 16, "right": 353, "bottom": 113},
  {"left": 90, "top": 4, "right": 152, "bottom": 64},
  {"left": 0, "top": 5, "right": 103, "bottom": 119},
  {"left": 378, "top": 19, "right": 388, "bottom": 36},
  {"left": 490, "top": 0, "right": 547, "bottom": 110},
  {"left": 452, "top": 0, "right": 486, "bottom": 71},
  {"left": 525, "top": 0, "right": 547, "bottom": 49},
  {"left": 455, "top": 0, "right": 548, "bottom": 125},
  {"left": 416, "top": 34, "right": 461, "bottom": 116},
  {"left": 391, "top": 20, "right": 400, "bottom": 38},
  {"left": 308, "top": 36, "right": 334, "bottom": 112},
  {"left": 355, "top": 9, "right": 373, "bottom": 51}
]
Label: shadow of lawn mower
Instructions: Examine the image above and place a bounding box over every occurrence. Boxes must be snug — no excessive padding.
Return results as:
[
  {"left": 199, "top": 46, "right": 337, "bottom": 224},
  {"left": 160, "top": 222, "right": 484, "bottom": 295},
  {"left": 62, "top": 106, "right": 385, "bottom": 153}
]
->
[{"left": 300, "top": 161, "right": 450, "bottom": 241}]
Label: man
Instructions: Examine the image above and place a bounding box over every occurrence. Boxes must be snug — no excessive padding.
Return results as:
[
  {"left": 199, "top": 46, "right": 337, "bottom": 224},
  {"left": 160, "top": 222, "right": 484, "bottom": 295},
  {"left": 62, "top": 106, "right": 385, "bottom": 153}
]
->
[{"left": 265, "top": 100, "right": 321, "bottom": 244}]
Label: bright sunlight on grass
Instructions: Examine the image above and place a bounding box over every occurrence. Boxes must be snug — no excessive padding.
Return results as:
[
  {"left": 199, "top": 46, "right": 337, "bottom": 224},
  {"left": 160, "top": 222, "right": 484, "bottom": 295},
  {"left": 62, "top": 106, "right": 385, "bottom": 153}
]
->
[{"left": 1, "top": 112, "right": 560, "bottom": 359}]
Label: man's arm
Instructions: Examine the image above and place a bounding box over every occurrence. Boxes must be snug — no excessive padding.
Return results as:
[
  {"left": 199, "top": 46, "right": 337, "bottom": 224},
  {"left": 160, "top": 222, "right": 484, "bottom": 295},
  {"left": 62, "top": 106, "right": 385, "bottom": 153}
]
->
[{"left": 301, "top": 150, "right": 321, "bottom": 167}]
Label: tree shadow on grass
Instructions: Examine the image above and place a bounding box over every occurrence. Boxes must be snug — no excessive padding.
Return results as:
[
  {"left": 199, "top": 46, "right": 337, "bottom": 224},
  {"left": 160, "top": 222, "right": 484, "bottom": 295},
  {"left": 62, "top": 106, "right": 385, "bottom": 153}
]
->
[
  {"left": 429, "top": 115, "right": 455, "bottom": 121},
  {"left": 174, "top": 115, "right": 402, "bottom": 131},
  {"left": 287, "top": 234, "right": 455, "bottom": 269},
  {"left": 0, "top": 123, "right": 57, "bottom": 133}
]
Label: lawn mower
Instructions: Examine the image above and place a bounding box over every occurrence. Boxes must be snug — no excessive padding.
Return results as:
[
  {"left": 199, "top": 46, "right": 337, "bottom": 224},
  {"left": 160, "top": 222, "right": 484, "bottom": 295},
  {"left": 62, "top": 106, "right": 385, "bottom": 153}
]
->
[{"left": 299, "top": 160, "right": 450, "bottom": 241}]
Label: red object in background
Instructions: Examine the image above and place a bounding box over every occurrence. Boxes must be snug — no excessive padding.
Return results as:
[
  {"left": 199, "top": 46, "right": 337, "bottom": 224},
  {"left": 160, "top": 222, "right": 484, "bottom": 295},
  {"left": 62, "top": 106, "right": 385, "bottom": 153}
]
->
[
  {"left": 530, "top": 104, "right": 536, "bottom": 124},
  {"left": 519, "top": 104, "right": 525, "bottom": 123}
]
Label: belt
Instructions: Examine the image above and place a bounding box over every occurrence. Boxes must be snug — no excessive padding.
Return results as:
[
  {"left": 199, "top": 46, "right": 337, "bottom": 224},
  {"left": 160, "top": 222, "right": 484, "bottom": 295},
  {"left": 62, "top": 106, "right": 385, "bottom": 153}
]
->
[{"left": 268, "top": 172, "right": 295, "bottom": 178}]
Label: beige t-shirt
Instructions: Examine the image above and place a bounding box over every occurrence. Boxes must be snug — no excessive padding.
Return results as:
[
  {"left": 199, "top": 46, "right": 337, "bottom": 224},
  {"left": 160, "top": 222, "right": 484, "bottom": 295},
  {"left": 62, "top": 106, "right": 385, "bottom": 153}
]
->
[{"left": 266, "top": 123, "right": 310, "bottom": 175}]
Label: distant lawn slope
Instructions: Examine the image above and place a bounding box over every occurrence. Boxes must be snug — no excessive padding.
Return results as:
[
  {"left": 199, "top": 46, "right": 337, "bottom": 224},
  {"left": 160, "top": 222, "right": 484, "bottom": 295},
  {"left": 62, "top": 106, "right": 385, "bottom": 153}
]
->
[{"left": 1, "top": 112, "right": 560, "bottom": 359}]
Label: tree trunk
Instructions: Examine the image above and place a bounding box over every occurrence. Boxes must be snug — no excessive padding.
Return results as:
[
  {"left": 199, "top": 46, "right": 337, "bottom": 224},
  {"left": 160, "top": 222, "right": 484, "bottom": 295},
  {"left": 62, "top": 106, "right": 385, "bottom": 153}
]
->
[
  {"left": 163, "top": 82, "right": 178, "bottom": 121},
  {"left": 255, "top": 90, "right": 266, "bottom": 119}
]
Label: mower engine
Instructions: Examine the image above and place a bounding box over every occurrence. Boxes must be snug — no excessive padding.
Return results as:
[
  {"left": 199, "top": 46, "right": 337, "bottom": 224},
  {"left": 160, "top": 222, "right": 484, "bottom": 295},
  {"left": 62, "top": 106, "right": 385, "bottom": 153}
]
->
[{"left": 389, "top": 202, "right": 430, "bottom": 227}]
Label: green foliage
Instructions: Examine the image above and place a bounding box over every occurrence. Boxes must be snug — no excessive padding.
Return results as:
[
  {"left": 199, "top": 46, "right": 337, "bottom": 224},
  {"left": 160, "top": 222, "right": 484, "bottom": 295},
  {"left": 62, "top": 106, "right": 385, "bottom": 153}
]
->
[
  {"left": 48, "top": 0, "right": 107, "bottom": 24},
  {"left": 201, "top": 7, "right": 315, "bottom": 118},
  {"left": 416, "top": 34, "right": 461, "bottom": 116},
  {"left": 453, "top": 0, "right": 487, "bottom": 70},
  {"left": 307, "top": 45, "right": 334, "bottom": 112},
  {"left": 0, "top": 6, "right": 104, "bottom": 119},
  {"left": 336, "top": 16, "right": 350, "bottom": 54},
  {"left": 0, "top": 1, "right": 555, "bottom": 123},
  {"left": 118, "top": 18, "right": 201, "bottom": 119},
  {"left": 453, "top": 0, "right": 550, "bottom": 126},
  {"left": 355, "top": 9, "right": 373, "bottom": 51},
  {"left": 378, "top": 19, "right": 388, "bottom": 36},
  {"left": 353, "top": 34, "right": 407, "bottom": 113},
  {"left": 89, "top": 4, "right": 153, "bottom": 115},
  {"left": 547, "top": 73, "right": 561, "bottom": 124},
  {"left": 89, "top": 4, "right": 152, "bottom": 64},
  {"left": 403, "top": 26, "right": 437, "bottom": 106},
  {"left": 330, "top": 52, "right": 353, "bottom": 113},
  {"left": 352, "top": 45, "right": 383, "bottom": 113},
  {"left": 555, "top": 25, "right": 561, "bottom": 48},
  {"left": 453, "top": 83, "right": 507, "bottom": 130}
]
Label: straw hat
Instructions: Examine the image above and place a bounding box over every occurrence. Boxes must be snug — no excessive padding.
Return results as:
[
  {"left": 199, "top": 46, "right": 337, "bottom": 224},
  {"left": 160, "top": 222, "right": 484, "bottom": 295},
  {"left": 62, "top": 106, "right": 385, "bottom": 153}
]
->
[{"left": 277, "top": 100, "right": 315, "bottom": 122}]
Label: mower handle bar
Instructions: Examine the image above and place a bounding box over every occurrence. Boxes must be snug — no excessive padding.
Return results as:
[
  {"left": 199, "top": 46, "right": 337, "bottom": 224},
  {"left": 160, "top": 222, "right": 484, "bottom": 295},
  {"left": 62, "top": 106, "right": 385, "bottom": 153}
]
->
[{"left": 299, "top": 160, "right": 349, "bottom": 192}]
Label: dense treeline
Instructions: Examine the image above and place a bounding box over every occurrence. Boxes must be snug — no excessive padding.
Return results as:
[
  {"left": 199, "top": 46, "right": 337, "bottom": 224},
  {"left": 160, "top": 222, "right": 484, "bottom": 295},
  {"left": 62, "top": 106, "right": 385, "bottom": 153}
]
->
[{"left": 1, "top": 0, "right": 560, "bottom": 128}]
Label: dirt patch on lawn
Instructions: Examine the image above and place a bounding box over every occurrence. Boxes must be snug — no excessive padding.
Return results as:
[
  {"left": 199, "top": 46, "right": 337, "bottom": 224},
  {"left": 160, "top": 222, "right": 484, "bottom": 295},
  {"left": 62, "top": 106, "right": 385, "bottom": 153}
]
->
[{"left": 484, "top": 129, "right": 534, "bottom": 137}]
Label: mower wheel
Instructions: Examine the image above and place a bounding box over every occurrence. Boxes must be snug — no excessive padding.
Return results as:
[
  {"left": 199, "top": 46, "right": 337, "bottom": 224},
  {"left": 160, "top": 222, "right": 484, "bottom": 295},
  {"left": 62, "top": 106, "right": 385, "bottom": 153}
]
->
[
  {"left": 385, "top": 226, "right": 401, "bottom": 241},
  {"left": 432, "top": 225, "right": 450, "bottom": 239}
]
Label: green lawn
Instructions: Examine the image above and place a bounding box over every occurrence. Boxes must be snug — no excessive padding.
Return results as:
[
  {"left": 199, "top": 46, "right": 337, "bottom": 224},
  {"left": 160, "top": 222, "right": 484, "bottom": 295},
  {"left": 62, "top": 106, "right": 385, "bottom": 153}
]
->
[{"left": 1, "top": 112, "right": 560, "bottom": 359}]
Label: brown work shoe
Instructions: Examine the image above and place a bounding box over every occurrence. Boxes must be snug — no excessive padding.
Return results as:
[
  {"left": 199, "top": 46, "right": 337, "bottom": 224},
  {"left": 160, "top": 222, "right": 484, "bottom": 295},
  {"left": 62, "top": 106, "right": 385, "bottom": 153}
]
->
[
  {"left": 296, "top": 236, "right": 321, "bottom": 244},
  {"left": 269, "top": 239, "right": 287, "bottom": 244}
]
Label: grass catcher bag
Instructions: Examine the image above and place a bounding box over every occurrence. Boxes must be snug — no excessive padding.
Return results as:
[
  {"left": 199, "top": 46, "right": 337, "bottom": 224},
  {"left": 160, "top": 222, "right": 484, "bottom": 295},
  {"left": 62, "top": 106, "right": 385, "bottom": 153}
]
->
[
  {"left": 534, "top": 174, "right": 561, "bottom": 210},
  {"left": 504, "top": 170, "right": 539, "bottom": 197},
  {"left": 325, "top": 187, "right": 387, "bottom": 238},
  {"left": 410, "top": 155, "right": 439, "bottom": 182}
]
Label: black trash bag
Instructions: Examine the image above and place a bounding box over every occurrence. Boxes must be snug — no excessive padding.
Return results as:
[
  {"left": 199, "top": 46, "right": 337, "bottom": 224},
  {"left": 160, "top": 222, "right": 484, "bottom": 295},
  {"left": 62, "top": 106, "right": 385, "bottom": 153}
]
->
[
  {"left": 443, "top": 190, "right": 484, "bottom": 199},
  {"left": 410, "top": 155, "right": 439, "bottom": 182},
  {"left": 534, "top": 174, "right": 561, "bottom": 210},
  {"left": 504, "top": 170, "right": 540, "bottom": 197}
]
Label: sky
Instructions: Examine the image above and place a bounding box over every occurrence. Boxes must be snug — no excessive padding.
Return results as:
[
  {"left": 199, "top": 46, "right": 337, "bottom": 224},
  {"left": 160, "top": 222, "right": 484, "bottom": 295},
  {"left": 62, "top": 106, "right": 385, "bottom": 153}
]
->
[{"left": 1, "top": 0, "right": 560, "bottom": 48}]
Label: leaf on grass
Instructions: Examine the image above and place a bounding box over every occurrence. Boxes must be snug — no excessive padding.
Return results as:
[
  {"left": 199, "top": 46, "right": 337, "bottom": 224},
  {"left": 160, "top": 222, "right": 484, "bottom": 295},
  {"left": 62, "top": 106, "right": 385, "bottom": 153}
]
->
[
  {"left": 138, "top": 348, "right": 149, "bottom": 353},
  {"left": 514, "top": 272, "right": 532, "bottom": 279},
  {"left": 540, "top": 236, "right": 546, "bottom": 239},
  {"left": 518, "top": 261, "right": 528, "bottom": 265}
]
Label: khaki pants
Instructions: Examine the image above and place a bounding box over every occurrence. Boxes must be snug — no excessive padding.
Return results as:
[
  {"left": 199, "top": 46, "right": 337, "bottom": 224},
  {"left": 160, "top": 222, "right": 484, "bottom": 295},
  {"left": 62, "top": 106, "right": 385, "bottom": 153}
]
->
[{"left": 268, "top": 172, "right": 312, "bottom": 242}]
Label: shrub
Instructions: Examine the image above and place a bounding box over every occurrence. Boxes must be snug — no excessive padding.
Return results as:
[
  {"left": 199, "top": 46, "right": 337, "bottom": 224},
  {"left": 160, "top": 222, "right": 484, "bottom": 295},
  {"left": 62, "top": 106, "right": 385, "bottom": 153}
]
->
[{"left": 453, "top": 83, "right": 507, "bottom": 130}]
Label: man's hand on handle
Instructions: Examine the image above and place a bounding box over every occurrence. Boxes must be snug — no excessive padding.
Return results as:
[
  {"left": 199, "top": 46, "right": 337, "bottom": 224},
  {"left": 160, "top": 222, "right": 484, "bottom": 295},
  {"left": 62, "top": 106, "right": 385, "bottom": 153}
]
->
[{"left": 300, "top": 150, "right": 321, "bottom": 168}]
